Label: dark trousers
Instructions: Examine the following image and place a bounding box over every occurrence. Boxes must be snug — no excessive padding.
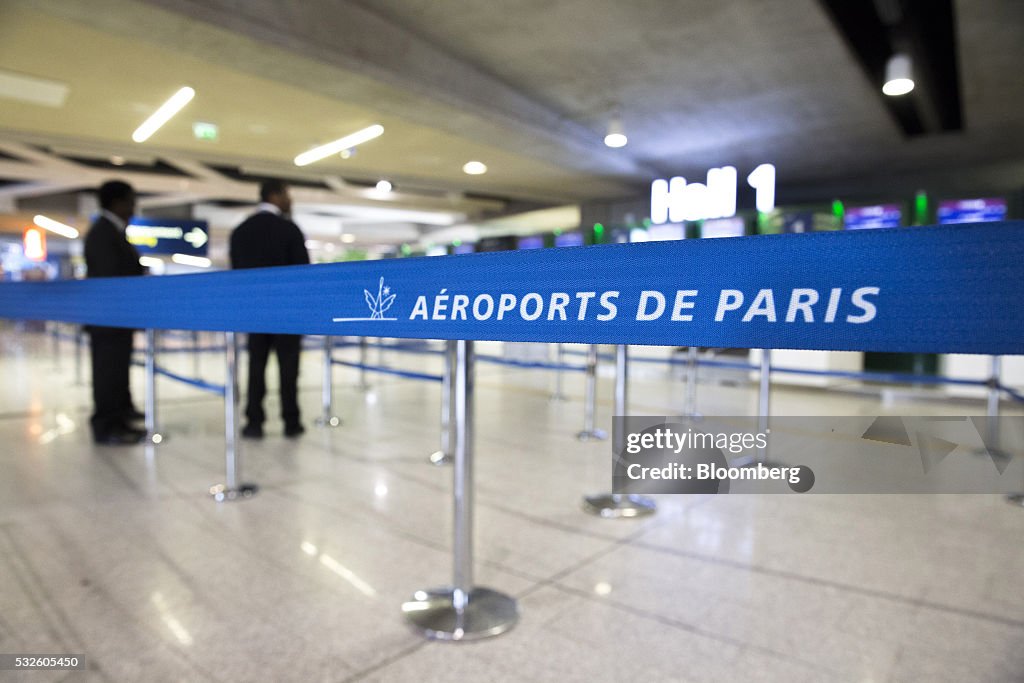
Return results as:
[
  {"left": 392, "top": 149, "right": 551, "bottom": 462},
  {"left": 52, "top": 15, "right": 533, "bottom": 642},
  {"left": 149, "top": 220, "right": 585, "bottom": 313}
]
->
[
  {"left": 246, "top": 333, "right": 302, "bottom": 427},
  {"left": 88, "top": 327, "right": 136, "bottom": 437}
]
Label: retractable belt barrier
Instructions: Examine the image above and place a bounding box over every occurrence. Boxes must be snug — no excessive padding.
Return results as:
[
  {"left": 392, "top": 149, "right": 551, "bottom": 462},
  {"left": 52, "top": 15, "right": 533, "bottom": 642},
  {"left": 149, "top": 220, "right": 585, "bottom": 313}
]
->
[
  {"left": 3, "top": 222, "right": 1024, "bottom": 354},
  {"left": 5, "top": 223, "right": 1024, "bottom": 642}
]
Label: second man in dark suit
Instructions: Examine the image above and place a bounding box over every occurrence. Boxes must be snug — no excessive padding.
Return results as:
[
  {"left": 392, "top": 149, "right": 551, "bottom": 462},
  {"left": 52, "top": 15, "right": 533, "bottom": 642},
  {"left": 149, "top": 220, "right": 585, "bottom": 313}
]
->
[{"left": 229, "top": 179, "right": 310, "bottom": 438}]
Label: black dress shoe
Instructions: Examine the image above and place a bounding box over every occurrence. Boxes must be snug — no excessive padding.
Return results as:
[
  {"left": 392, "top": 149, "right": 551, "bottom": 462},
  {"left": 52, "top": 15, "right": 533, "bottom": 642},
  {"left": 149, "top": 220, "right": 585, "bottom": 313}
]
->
[
  {"left": 123, "top": 408, "right": 145, "bottom": 421},
  {"left": 94, "top": 428, "right": 145, "bottom": 446},
  {"left": 284, "top": 423, "right": 306, "bottom": 438},
  {"left": 242, "top": 423, "right": 264, "bottom": 439}
]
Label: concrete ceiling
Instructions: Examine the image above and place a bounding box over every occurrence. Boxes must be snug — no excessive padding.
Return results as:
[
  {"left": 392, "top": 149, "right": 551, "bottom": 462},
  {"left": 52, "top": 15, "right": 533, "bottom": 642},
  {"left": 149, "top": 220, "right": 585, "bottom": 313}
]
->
[{"left": 0, "top": 0, "right": 1022, "bottom": 222}]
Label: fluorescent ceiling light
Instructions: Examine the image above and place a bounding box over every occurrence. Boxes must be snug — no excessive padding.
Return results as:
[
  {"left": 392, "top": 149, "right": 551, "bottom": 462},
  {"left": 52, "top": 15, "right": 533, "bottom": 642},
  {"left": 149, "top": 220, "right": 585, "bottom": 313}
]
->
[
  {"left": 462, "top": 161, "right": 488, "bottom": 175},
  {"left": 0, "top": 69, "right": 68, "bottom": 108},
  {"left": 33, "top": 214, "right": 79, "bottom": 239},
  {"left": 883, "top": 54, "right": 914, "bottom": 96},
  {"left": 132, "top": 87, "right": 195, "bottom": 143},
  {"left": 171, "top": 253, "right": 211, "bottom": 268},
  {"left": 294, "top": 125, "right": 384, "bottom": 166},
  {"left": 375, "top": 180, "right": 393, "bottom": 193}
]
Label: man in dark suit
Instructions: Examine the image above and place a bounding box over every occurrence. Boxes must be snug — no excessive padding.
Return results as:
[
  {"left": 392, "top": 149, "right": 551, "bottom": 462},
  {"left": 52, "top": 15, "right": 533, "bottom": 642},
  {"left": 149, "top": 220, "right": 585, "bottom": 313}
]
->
[
  {"left": 230, "top": 179, "right": 310, "bottom": 439},
  {"left": 84, "top": 180, "right": 146, "bottom": 445}
]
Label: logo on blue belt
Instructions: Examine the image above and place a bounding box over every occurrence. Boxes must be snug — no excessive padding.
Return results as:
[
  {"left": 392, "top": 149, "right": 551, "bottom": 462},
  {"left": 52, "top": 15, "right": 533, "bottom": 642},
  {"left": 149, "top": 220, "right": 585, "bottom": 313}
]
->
[{"left": 332, "top": 277, "right": 398, "bottom": 322}]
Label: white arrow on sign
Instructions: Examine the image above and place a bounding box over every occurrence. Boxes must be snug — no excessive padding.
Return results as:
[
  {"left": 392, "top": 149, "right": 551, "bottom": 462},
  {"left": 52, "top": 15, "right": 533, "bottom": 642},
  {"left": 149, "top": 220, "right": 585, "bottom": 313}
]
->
[{"left": 184, "top": 227, "right": 208, "bottom": 249}]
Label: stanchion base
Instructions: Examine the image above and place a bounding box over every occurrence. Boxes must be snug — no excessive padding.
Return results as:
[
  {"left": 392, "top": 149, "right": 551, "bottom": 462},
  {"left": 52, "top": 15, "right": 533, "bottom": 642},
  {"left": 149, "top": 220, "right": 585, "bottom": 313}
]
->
[
  {"left": 315, "top": 416, "right": 342, "bottom": 428},
  {"left": 576, "top": 429, "right": 608, "bottom": 442},
  {"left": 209, "top": 483, "right": 259, "bottom": 502},
  {"left": 1006, "top": 493, "right": 1024, "bottom": 508},
  {"left": 582, "top": 493, "right": 657, "bottom": 518},
  {"left": 402, "top": 587, "right": 518, "bottom": 641},
  {"left": 429, "top": 450, "right": 452, "bottom": 466}
]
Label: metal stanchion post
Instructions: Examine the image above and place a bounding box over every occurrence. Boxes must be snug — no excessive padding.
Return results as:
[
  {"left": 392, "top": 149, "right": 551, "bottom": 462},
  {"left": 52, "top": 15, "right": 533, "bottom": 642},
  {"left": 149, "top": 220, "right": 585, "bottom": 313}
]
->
[
  {"left": 733, "top": 349, "right": 785, "bottom": 467},
  {"left": 576, "top": 344, "right": 607, "bottom": 441},
  {"left": 990, "top": 356, "right": 1024, "bottom": 507},
  {"left": 550, "top": 343, "right": 568, "bottom": 402},
  {"left": 683, "top": 346, "right": 702, "bottom": 418},
  {"left": 144, "top": 329, "right": 164, "bottom": 445},
  {"left": 192, "top": 330, "right": 201, "bottom": 379},
  {"left": 210, "top": 331, "right": 258, "bottom": 502},
  {"left": 74, "top": 325, "right": 84, "bottom": 386},
  {"left": 430, "top": 340, "right": 454, "bottom": 465},
  {"left": 50, "top": 321, "right": 61, "bottom": 369},
  {"left": 316, "top": 335, "right": 341, "bottom": 427},
  {"left": 358, "top": 337, "right": 370, "bottom": 391},
  {"left": 583, "top": 345, "right": 657, "bottom": 518},
  {"left": 403, "top": 340, "right": 518, "bottom": 640}
]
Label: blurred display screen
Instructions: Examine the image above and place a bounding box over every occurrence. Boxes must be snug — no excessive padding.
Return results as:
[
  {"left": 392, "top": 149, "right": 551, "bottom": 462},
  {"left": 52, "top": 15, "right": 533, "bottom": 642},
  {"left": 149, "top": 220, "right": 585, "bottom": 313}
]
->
[
  {"left": 844, "top": 205, "right": 902, "bottom": 230},
  {"left": 517, "top": 235, "right": 545, "bottom": 250},
  {"left": 938, "top": 198, "right": 1007, "bottom": 224},
  {"left": 645, "top": 224, "right": 685, "bottom": 241},
  {"left": 452, "top": 243, "right": 475, "bottom": 254},
  {"left": 701, "top": 217, "right": 745, "bottom": 238},
  {"left": 554, "top": 232, "right": 584, "bottom": 247},
  {"left": 476, "top": 236, "right": 516, "bottom": 252}
]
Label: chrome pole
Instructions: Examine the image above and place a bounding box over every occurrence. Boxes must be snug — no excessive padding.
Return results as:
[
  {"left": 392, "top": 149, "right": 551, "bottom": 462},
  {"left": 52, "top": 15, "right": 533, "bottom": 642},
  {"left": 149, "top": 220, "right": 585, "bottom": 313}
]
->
[
  {"left": 987, "top": 355, "right": 1001, "bottom": 419},
  {"left": 550, "top": 343, "right": 568, "bottom": 402},
  {"left": 403, "top": 340, "right": 518, "bottom": 639},
  {"left": 358, "top": 336, "right": 370, "bottom": 390},
  {"left": 74, "top": 325, "right": 84, "bottom": 386},
  {"left": 144, "top": 329, "right": 163, "bottom": 445},
  {"left": 758, "top": 349, "right": 771, "bottom": 463},
  {"left": 683, "top": 346, "right": 701, "bottom": 418},
  {"left": 316, "top": 335, "right": 340, "bottom": 427},
  {"left": 211, "top": 331, "right": 257, "bottom": 501},
  {"left": 583, "top": 345, "right": 656, "bottom": 518},
  {"left": 191, "top": 330, "right": 200, "bottom": 379},
  {"left": 452, "top": 340, "right": 473, "bottom": 606},
  {"left": 576, "top": 344, "right": 607, "bottom": 441},
  {"left": 430, "top": 340, "right": 454, "bottom": 465},
  {"left": 50, "top": 321, "right": 60, "bottom": 369}
]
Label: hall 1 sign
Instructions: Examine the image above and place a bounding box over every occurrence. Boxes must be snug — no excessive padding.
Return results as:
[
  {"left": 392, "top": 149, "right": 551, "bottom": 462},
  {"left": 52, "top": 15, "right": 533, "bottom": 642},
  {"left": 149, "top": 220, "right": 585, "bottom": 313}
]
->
[
  {"left": 126, "top": 218, "right": 210, "bottom": 256},
  {"left": 651, "top": 163, "right": 776, "bottom": 224}
]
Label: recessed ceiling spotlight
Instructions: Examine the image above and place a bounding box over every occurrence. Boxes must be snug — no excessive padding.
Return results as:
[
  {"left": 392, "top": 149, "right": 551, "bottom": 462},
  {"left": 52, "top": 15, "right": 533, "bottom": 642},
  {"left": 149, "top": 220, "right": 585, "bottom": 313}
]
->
[
  {"left": 294, "top": 124, "right": 384, "bottom": 166},
  {"left": 883, "top": 53, "right": 915, "bottom": 96},
  {"left": 604, "top": 115, "right": 627, "bottom": 148},
  {"left": 462, "top": 161, "right": 487, "bottom": 175},
  {"left": 132, "top": 86, "right": 195, "bottom": 143},
  {"left": 376, "top": 180, "right": 393, "bottom": 193}
]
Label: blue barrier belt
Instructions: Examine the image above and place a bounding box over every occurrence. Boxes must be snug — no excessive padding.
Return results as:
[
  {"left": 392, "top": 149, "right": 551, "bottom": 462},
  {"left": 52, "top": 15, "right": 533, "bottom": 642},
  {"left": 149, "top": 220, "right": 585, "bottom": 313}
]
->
[
  {"left": 3, "top": 222, "right": 1023, "bottom": 354},
  {"left": 330, "top": 359, "right": 441, "bottom": 382},
  {"left": 130, "top": 361, "right": 226, "bottom": 395}
]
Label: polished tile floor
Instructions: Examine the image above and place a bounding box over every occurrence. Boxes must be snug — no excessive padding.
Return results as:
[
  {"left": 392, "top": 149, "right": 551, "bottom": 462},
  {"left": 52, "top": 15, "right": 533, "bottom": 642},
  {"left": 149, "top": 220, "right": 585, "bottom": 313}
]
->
[{"left": 1, "top": 324, "right": 1023, "bottom": 682}]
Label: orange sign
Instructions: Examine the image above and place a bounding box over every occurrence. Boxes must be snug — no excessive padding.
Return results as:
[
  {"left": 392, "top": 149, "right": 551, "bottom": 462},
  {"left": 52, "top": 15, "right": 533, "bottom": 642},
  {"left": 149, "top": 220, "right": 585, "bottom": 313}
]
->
[{"left": 23, "top": 227, "right": 46, "bottom": 261}]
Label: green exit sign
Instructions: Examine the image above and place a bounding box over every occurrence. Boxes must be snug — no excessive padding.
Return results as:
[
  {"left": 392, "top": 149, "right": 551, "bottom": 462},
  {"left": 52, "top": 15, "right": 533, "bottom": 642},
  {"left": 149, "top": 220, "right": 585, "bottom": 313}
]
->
[{"left": 192, "top": 122, "right": 218, "bottom": 141}]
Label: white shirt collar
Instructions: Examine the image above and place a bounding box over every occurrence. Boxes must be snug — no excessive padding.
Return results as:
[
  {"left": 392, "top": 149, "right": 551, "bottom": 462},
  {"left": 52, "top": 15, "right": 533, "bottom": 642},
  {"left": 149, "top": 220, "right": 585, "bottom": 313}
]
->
[
  {"left": 256, "top": 202, "right": 282, "bottom": 216},
  {"left": 99, "top": 209, "right": 127, "bottom": 232}
]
